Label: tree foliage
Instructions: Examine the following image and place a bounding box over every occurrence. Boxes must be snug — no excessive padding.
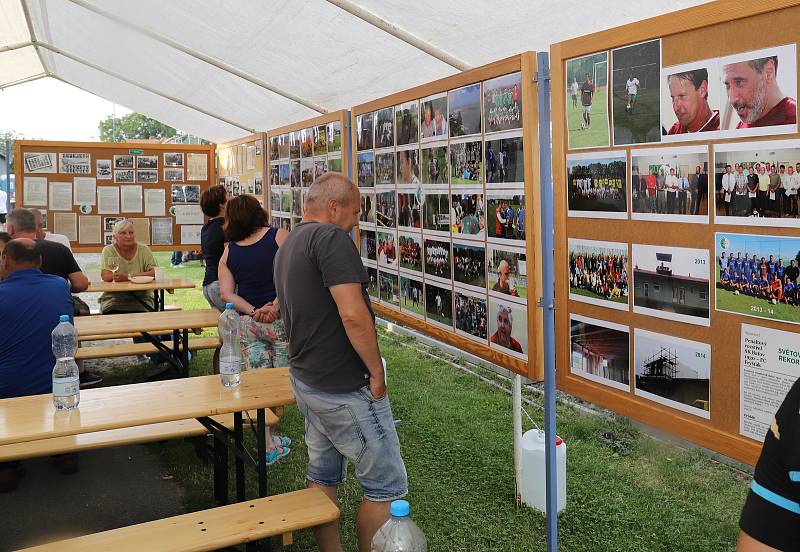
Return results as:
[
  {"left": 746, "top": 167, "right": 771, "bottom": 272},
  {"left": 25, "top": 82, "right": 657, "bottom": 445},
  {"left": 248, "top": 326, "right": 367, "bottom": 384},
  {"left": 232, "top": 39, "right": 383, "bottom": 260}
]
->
[{"left": 98, "top": 112, "right": 176, "bottom": 142}]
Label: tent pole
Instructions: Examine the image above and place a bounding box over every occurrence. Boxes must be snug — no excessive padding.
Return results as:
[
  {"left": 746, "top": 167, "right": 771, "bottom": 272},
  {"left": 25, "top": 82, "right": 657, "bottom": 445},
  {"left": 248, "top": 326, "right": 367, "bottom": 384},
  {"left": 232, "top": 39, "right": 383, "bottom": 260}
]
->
[
  {"left": 19, "top": 0, "right": 50, "bottom": 78},
  {"left": 64, "top": 0, "right": 328, "bottom": 115},
  {"left": 0, "top": 40, "right": 33, "bottom": 54},
  {"left": 513, "top": 374, "right": 523, "bottom": 506},
  {"left": 0, "top": 73, "right": 46, "bottom": 91}
]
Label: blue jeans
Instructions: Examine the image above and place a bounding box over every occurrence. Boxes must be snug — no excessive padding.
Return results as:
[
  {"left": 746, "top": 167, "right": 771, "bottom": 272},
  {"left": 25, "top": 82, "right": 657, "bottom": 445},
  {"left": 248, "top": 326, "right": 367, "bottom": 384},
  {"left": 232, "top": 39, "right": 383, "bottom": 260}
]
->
[
  {"left": 290, "top": 375, "right": 408, "bottom": 502},
  {"left": 171, "top": 251, "right": 183, "bottom": 266}
]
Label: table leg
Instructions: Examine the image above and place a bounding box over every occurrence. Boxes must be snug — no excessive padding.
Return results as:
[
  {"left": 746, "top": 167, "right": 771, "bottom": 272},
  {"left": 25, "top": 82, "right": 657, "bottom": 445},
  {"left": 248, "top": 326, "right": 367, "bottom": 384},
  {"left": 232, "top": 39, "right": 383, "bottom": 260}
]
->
[
  {"left": 257, "top": 408, "right": 268, "bottom": 497},
  {"left": 182, "top": 329, "right": 190, "bottom": 377},
  {"left": 213, "top": 431, "right": 228, "bottom": 505},
  {"left": 234, "top": 411, "right": 245, "bottom": 502}
]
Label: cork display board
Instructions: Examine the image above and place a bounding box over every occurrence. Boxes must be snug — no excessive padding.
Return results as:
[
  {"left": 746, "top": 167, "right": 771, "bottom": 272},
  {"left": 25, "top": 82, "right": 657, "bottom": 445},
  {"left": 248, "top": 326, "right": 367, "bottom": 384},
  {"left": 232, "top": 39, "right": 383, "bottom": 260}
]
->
[
  {"left": 15, "top": 140, "right": 215, "bottom": 253},
  {"left": 551, "top": 0, "right": 800, "bottom": 464},
  {"left": 266, "top": 110, "right": 350, "bottom": 232},
  {"left": 216, "top": 132, "right": 267, "bottom": 205},
  {"left": 351, "top": 53, "right": 544, "bottom": 380}
]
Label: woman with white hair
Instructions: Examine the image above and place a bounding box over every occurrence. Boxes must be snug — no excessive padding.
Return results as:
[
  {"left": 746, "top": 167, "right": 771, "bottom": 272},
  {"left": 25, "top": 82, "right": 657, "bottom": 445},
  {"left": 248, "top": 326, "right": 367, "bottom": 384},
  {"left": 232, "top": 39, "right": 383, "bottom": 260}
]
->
[{"left": 99, "top": 219, "right": 157, "bottom": 314}]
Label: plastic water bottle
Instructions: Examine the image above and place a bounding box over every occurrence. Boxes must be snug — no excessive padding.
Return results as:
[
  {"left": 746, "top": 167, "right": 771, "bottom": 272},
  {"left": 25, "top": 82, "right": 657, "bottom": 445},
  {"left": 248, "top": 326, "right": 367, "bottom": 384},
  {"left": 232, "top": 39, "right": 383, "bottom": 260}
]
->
[
  {"left": 51, "top": 315, "right": 80, "bottom": 410},
  {"left": 371, "top": 500, "right": 427, "bottom": 552},
  {"left": 219, "top": 303, "right": 242, "bottom": 387}
]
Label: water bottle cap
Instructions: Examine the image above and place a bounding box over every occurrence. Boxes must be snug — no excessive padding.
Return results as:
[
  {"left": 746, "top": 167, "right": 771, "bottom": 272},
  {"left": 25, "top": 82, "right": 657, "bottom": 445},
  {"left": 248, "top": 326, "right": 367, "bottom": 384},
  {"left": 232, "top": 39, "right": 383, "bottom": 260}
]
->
[
  {"left": 225, "top": 302, "right": 234, "bottom": 309},
  {"left": 59, "top": 315, "right": 70, "bottom": 322},
  {"left": 390, "top": 499, "right": 410, "bottom": 517}
]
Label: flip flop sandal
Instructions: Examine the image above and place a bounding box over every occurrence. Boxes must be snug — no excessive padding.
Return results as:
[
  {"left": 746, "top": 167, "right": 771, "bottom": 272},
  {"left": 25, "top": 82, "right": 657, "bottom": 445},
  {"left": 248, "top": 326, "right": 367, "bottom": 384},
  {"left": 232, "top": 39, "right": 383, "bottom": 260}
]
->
[
  {"left": 271, "top": 435, "right": 292, "bottom": 448},
  {"left": 265, "top": 445, "right": 290, "bottom": 466}
]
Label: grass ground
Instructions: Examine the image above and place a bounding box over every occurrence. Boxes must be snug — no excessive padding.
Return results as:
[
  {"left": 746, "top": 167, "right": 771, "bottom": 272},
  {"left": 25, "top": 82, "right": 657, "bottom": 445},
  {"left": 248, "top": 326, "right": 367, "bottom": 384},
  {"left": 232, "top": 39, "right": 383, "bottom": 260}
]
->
[
  {"left": 612, "top": 87, "right": 661, "bottom": 145},
  {"left": 122, "top": 254, "right": 749, "bottom": 551},
  {"left": 566, "top": 88, "right": 609, "bottom": 148},
  {"left": 570, "top": 286, "right": 629, "bottom": 305}
]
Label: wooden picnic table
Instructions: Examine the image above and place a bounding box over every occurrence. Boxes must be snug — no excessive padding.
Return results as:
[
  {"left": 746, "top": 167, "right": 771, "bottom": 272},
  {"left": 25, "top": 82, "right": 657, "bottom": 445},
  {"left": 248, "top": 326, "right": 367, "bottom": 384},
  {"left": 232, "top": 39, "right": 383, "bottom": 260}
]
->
[
  {"left": 85, "top": 278, "right": 196, "bottom": 311},
  {"left": 0, "top": 369, "right": 294, "bottom": 504},
  {"left": 75, "top": 309, "right": 221, "bottom": 376}
]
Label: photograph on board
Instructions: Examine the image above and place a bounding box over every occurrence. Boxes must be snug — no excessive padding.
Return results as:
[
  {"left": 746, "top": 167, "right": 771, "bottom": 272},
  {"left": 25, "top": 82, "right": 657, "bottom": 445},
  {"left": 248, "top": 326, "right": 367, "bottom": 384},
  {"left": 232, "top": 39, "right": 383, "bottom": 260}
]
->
[
  {"left": 289, "top": 131, "right": 301, "bottom": 159},
  {"left": 399, "top": 232, "right": 423, "bottom": 273},
  {"left": 660, "top": 60, "right": 721, "bottom": 140},
  {"left": 163, "top": 168, "right": 184, "bottom": 182},
  {"left": 424, "top": 192, "right": 450, "bottom": 234},
  {"left": 451, "top": 192, "right": 485, "bottom": 239},
  {"left": 449, "top": 83, "right": 482, "bottom": 137},
  {"left": 360, "top": 228, "right": 376, "bottom": 262},
  {"left": 487, "top": 190, "right": 525, "bottom": 243},
  {"left": 630, "top": 145, "right": 709, "bottom": 222},
  {"left": 23, "top": 152, "right": 57, "bottom": 173},
  {"left": 455, "top": 289, "right": 488, "bottom": 342},
  {"left": 426, "top": 282, "right": 453, "bottom": 328},
  {"left": 314, "top": 160, "right": 327, "bottom": 179},
  {"left": 397, "top": 149, "right": 420, "bottom": 185},
  {"left": 114, "top": 169, "right": 134, "bottom": 184},
  {"left": 379, "top": 271, "right": 400, "bottom": 307},
  {"left": 488, "top": 245, "right": 527, "bottom": 300},
  {"left": 301, "top": 158, "right": 314, "bottom": 187},
  {"left": 632, "top": 243, "right": 710, "bottom": 326},
  {"left": 489, "top": 298, "right": 528, "bottom": 359},
  {"left": 366, "top": 266, "right": 378, "bottom": 299},
  {"left": 566, "top": 151, "right": 627, "bottom": 218},
  {"left": 300, "top": 128, "right": 313, "bottom": 158},
  {"left": 327, "top": 121, "right": 342, "bottom": 153},
  {"left": 397, "top": 190, "right": 422, "bottom": 229},
  {"left": 420, "top": 144, "right": 448, "bottom": 184},
  {"left": 277, "top": 164, "right": 290, "bottom": 187},
  {"left": 291, "top": 188, "right": 302, "bottom": 216},
  {"left": 377, "top": 230, "right": 397, "bottom": 268},
  {"left": 164, "top": 152, "right": 184, "bottom": 168},
  {"left": 713, "top": 139, "right": 800, "bottom": 227},
  {"left": 611, "top": 39, "right": 662, "bottom": 146},
  {"left": 375, "top": 152, "right": 395, "bottom": 186},
  {"left": 357, "top": 152, "right": 375, "bottom": 188},
  {"left": 484, "top": 72, "right": 522, "bottom": 133},
  {"left": 453, "top": 241, "right": 486, "bottom": 290},
  {"left": 278, "top": 134, "right": 290, "bottom": 159},
  {"left": 280, "top": 190, "right": 292, "bottom": 213},
  {"left": 566, "top": 51, "right": 610, "bottom": 149},
  {"left": 420, "top": 92, "right": 448, "bottom": 140},
  {"left": 376, "top": 190, "right": 396, "bottom": 228},
  {"left": 485, "top": 135, "right": 524, "bottom": 185},
  {"left": 269, "top": 137, "right": 279, "bottom": 161},
  {"left": 290, "top": 160, "right": 301, "bottom": 187},
  {"left": 375, "top": 107, "right": 395, "bottom": 149},
  {"left": 114, "top": 155, "right": 134, "bottom": 170},
  {"left": 136, "top": 155, "right": 158, "bottom": 169},
  {"left": 715, "top": 232, "right": 800, "bottom": 326},
  {"left": 424, "top": 238, "right": 451, "bottom": 282},
  {"left": 327, "top": 158, "right": 342, "bottom": 173},
  {"left": 634, "top": 328, "right": 711, "bottom": 418},
  {"left": 357, "top": 112, "right": 374, "bottom": 151},
  {"left": 137, "top": 170, "right": 158, "bottom": 184},
  {"left": 451, "top": 140, "right": 483, "bottom": 185},
  {"left": 570, "top": 314, "right": 629, "bottom": 391},
  {"left": 313, "top": 125, "right": 328, "bottom": 157},
  {"left": 568, "top": 238, "right": 629, "bottom": 310},
  {"left": 360, "top": 192, "right": 375, "bottom": 225},
  {"left": 719, "top": 44, "right": 797, "bottom": 138},
  {"left": 400, "top": 276, "right": 425, "bottom": 319},
  {"left": 96, "top": 159, "right": 112, "bottom": 180},
  {"left": 395, "top": 101, "right": 419, "bottom": 146}
]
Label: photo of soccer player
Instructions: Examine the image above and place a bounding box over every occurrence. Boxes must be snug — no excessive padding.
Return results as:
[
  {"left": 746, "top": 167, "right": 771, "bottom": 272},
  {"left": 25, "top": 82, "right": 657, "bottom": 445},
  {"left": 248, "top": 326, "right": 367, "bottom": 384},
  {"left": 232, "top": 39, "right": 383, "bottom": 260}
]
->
[
  {"left": 397, "top": 148, "right": 420, "bottom": 185},
  {"left": 488, "top": 246, "right": 527, "bottom": 300},
  {"left": 660, "top": 60, "right": 721, "bottom": 141},
  {"left": 713, "top": 139, "right": 800, "bottom": 227},
  {"left": 375, "top": 107, "right": 395, "bottom": 149},
  {"left": 379, "top": 270, "right": 400, "bottom": 307},
  {"left": 611, "top": 39, "right": 662, "bottom": 146},
  {"left": 566, "top": 151, "right": 627, "bottom": 218},
  {"left": 424, "top": 237, "right": 451, "bottom": 283},
  {"left": 278, "top": 163, "right": 290, "bottom": 187},
  {"left": 570, "top": 314, "right": 629, "bottom": 391},
  {"left": 300, "top": 128, "right": 313, "bottom": 158},
  {"left": 451, "top": 192, "right": 485, "bottom": 239},
  {"left": 395, "top": 100, "right": 419, "bottom": 146},
  {"left": 453, "top": 241, "right": 486, "bottom": 290},
  {"left": 421, "top": 145, "right": 448, "bottom": 185},
  {"left": 360, "top": 192, "right": 375, "bottom": 225},
  {"left": 366, "top": 266, "right": 378, "bottom": 299},
  {"left": 375, "top": 152, "right": 395, "bottom": 186},
  {"left": 269, "top": 136, "right": 279, "bottom": 161},
  {"left": 485, "top": 135, "right": 524, "bottom": 185},
  {"left": 486, "top": 190, "right": 525, "bottom": 244},
  {"left": 421, "top": 92, "right": 448, "bottom": 140},
  {"left": 376, "top": 190, "right": 396, "bottom": 228},
  {"left": 566, "top": 51, "right": 610, "bottom": 149},
  {"left": 630, "top": 145, "right": 709, "bottom": 223},
  {"left": 425, "top": 282, "right": 453, "bottom": 328},
  {"left": 327, "top": 121, "right": 342, "bottom": 153},
  {"left": 289, "top": 160, "right": 301, "bottom": 188},
  {"left": 719, "top": 44, "right": 797, "bottom": 137},
  {"left": 357, "top": 152, "right": 375, "bottom": 188},
  {"left": 356, "top": 112, "right": 374, "bottom": 151},
  {"left": 489, "top": 298, "right": 528, "bottom": 359},
  {"left": 455, "top": 288, "right": 488, "bottom": 342},
  {"left": 377, "top": 230, "right": 397, "bottom": 268},
  {"left": 484, "top": 72, "right": 522, "bottom": 133},
  {"left": 449, "top": 83, "right": 482, "bottom": 137},
  {"left": 301, "top": 158, "right": 314, "bottom": 187},
  {"left": 715, "top": 232, "right": 800, "bottom": 325},
  {"left": 359, "top": 228, "right": 376, "bottom": 262},
  {"left": 397, "top": 190, "right": 422, "bottom": 229},
  {"left": 313, "top": 125, "right": 327, "bottom": 157},
  {"left": 277, "top": 134, "right": 290, "bottom": 159},
  {"left": 399, "top": 232, "right": 423, "bottom": 273},
  {"left": 451, "top": 139, "right": 483, "bottom": 185},
  {"left": 289, "top": 131, "right": 301, "bottom": 159},
  {"left": 424, "top": 192, "right": 450, "bottom": 234},
  {"left": 568, "top": 238, "right": 629, "bottom": 310},
  {"left": 400, "top": 275, "right": 425, "bottom": 319}
]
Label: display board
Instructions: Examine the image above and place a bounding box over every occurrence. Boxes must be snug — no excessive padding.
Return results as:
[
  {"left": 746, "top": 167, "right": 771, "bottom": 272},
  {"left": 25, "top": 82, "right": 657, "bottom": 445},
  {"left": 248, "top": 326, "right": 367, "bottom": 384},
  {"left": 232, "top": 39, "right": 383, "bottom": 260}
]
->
[
  {"left": 351, "top": 53, "right": 543, "bottom": 380},
  {"left": 15, "top": 140, "right": 215, "bottom": 252},
  {"left": 216, "top": 133, "right": 266, "bottom": 205},
  {"left": 266, "top": 110, "right": 350, "bottom": 232},
  {"left": 551, "top": 0, "right": 800, "bottom": 464}
]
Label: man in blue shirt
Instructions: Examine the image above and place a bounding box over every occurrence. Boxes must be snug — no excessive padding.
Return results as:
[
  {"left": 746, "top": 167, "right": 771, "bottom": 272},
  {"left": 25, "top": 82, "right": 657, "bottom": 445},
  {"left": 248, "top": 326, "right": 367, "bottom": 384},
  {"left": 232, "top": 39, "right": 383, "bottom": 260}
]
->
[
  {"left": 776, "top": 258, "right": 786, "bottom": 282},
  {"left": 742, "top": 253, "right": 752, "bottom": 280},
  {"left": 0, "top": 239, "right": 74, "bottom": 492}
]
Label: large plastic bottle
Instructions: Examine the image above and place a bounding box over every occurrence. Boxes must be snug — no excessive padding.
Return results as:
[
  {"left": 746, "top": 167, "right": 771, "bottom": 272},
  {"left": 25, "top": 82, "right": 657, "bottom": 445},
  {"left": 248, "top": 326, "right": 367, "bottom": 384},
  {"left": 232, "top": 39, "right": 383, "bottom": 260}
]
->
[
  {"left": 520, "top": 429, "right": 567, "bottom": 513},
  {"left": 218, "top": 303, "right": 242, "bottom": 387},
  {"left": 51, "top": 315, "right": 80, "bottom": 410},
  {"left": 371, "top": 500, "right": 427, "bottom": 552}
]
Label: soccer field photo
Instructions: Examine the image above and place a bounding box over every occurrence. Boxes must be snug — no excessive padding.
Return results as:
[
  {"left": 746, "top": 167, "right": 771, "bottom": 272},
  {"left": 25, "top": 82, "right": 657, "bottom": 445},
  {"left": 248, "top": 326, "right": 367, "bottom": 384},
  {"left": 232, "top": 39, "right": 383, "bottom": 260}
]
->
[
  {"left": 566, "top": 51, "right": 610, "bottom": 149},
  {"left": 611, "top": 39, "right": 662, "bottom": 145}
]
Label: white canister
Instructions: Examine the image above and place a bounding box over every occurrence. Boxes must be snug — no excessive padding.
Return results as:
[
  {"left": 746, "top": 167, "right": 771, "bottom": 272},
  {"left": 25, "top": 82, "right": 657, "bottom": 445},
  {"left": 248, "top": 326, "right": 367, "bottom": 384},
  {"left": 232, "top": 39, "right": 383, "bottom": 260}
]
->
[{"left": 520, "top": 429, "right": 567, "bottom": 514}]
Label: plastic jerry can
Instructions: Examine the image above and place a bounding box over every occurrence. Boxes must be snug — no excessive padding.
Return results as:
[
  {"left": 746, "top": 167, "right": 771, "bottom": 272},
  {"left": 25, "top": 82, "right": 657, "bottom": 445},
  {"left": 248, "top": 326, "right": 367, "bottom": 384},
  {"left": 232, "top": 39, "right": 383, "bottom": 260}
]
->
[{"left": 520, "top": 429, "right": 566, "bottom": 513}]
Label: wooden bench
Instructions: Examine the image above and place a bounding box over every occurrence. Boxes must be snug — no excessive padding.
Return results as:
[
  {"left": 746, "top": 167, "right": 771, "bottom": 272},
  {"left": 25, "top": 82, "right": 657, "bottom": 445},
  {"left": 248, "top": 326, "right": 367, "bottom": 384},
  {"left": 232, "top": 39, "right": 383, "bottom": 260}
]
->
[
  {"left": 19, "top": 487, "right": 340, "bottom": 551},
  {"left": 88, "top": 304, "right": 183, "bottom": 316},
  {"left": 0, "top": 410, "right": 278, "bottom": 462},
  {"left": 76, "top": 337, "right": 221, "bottom": 361},
  {"left": 80, "top": 328, "right": 205, "bottom": 341}
]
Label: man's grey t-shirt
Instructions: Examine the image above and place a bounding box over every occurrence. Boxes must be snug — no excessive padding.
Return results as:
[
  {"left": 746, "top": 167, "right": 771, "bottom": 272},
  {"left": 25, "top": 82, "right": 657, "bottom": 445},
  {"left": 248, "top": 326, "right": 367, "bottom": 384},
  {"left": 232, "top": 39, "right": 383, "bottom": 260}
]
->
[{"left": 274, "top": 221, "right": 373, "bottom": 393}]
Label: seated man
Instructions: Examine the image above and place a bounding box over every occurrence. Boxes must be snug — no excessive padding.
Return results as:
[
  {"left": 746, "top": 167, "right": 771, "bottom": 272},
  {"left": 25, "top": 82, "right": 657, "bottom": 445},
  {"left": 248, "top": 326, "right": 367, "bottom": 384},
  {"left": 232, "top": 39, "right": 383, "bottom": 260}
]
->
[
  {"left": 781, "top": 276, "right": 795, "bottom": 305},
  {"left": 0, "top": 239, "right": 76, "bottom": 492},
  {"left": 768, "top": 274, "right": 783, "bottom": 303},
  {"left": 720, "top": 268, "right": 731, "bottom": 290}
]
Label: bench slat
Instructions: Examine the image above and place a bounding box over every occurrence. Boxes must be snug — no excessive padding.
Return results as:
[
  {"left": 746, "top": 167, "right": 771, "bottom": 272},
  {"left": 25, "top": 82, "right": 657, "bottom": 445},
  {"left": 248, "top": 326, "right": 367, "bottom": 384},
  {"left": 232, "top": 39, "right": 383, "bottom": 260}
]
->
[
  {"left": 80, "top": 329, "right": 176, "bottom": 341},
  {"left": 19, "top": 488, "right": 340, "bottom": 552},
  {"left": 0, "top": 410, "right": 278, "bottom": 462},
  {"left": 89, "top": 304, "right": 182, "bottom": 316},
  {"left": 76, "top": 337, "right": 220, "bottom": 360}
]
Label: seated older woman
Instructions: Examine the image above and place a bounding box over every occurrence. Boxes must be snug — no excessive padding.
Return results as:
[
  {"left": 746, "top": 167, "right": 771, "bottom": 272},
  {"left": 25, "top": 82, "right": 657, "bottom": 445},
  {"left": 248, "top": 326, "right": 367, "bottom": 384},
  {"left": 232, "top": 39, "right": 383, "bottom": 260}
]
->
[{"left": 99, "top": 219, "right": 157, "bottom": 314}]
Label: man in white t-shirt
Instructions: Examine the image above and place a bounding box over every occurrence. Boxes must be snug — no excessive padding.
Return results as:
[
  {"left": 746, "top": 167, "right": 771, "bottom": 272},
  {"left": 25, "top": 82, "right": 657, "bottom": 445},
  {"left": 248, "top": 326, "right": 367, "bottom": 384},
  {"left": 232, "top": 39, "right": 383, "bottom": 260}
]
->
[
  {"left": 721, "top": 164, "right": 736, "bottom": 216},
  {"left": 570, "top": 78, "right": 580, "bottom": 109},
  {"left": 625, "top": 73, "right": 640, "bottom": 113},
  {"left": 783, "top": 165, "right": 800, "bottom": 217}
]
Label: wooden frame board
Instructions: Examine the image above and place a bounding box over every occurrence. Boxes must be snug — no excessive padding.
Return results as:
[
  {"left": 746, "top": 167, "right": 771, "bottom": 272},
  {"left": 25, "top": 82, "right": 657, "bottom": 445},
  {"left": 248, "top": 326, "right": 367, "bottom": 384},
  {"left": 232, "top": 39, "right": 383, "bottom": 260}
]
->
[
  {"left": 551, "top": 0, "right": 800, "bottom": 465},
  {"left": 266, "top": 110, "right": 350, "bottom": 231},
  {"left": 216, "top": 132, "right": 267, "bottom": 205},
  {"left": 15, "top": 140, "right": 214, "bottom": 253},
  {"left": 351, "top": 53, "right": 544, "bottom": 381}
]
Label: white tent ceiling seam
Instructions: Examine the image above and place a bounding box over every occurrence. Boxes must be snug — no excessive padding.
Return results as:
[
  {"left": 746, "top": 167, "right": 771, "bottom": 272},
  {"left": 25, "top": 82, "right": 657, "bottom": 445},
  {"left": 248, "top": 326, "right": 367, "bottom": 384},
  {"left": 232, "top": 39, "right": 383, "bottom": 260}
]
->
[
  {"left": 0, "top": 72, "right": 46, "bottom": 90},
  {"left": 19, "top": 0, "right": 49, "bottom": 85}
]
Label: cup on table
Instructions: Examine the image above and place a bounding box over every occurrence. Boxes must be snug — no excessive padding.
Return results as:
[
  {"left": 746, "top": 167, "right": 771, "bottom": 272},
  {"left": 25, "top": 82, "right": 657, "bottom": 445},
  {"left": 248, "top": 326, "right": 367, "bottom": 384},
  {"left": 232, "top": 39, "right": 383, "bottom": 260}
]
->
[
  {"left": 87, "top": 269, "right": 102, "bottom": 284},
  {"left": 154, "top": 267, "right": 166, "bottom": 282}
]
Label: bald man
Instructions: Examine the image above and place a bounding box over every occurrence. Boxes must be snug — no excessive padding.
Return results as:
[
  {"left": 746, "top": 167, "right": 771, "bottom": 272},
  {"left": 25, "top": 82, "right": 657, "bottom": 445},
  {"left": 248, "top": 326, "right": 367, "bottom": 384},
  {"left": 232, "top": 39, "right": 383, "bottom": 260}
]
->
[{"left": 274, "top": 173, "right": 407, "bottom": 552}]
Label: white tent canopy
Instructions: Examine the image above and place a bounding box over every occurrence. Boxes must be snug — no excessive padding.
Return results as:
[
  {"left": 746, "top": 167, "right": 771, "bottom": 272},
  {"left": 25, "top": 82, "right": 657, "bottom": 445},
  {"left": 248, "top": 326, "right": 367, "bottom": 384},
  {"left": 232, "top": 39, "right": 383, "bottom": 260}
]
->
[{"left": 1, "top": 0, "right": 710, "bottom": 143}]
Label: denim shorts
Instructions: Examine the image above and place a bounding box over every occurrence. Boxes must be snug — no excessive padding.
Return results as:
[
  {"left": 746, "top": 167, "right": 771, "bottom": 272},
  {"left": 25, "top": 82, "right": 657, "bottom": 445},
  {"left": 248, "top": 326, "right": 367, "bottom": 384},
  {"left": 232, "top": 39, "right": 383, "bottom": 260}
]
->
[{"left": 290, "top": 375, "right": 408, "bottom": 502}]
